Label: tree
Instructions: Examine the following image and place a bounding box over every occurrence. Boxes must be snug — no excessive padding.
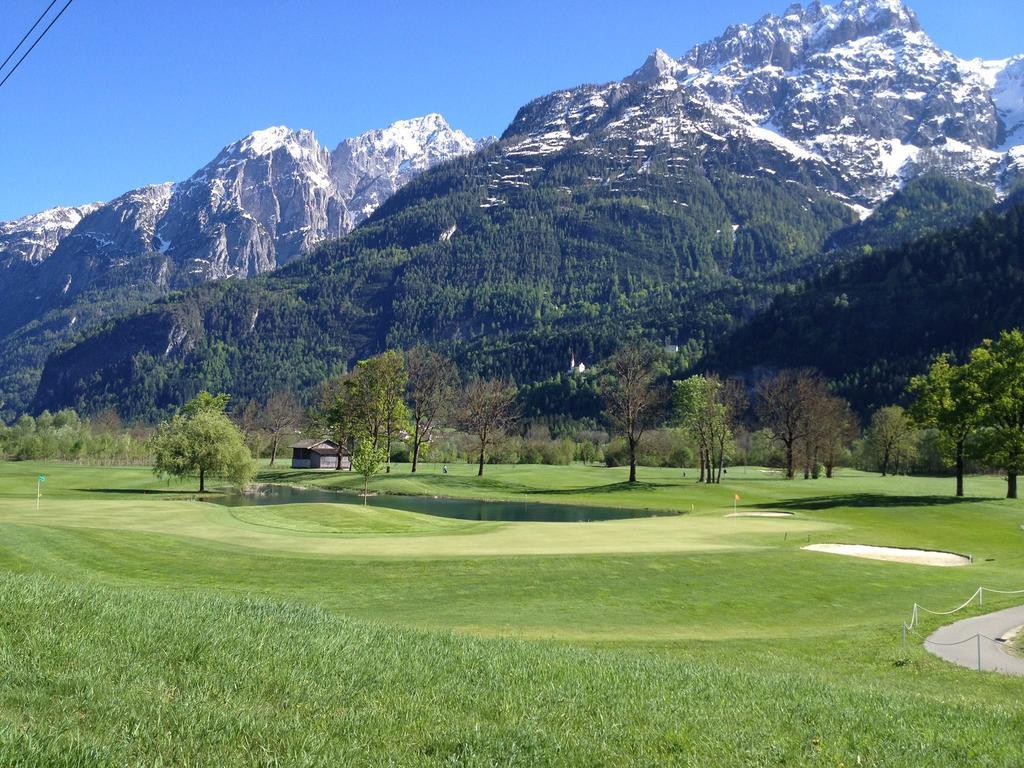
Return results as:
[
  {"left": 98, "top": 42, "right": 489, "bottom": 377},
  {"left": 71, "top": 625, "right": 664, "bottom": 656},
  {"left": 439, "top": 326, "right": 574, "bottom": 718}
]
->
[
  {"left": 352, "top": 440, "right": 388, "bottom": 504},
  {"left": 345, "top": 352, "right": 408, "bottom": 472},
  {"left": 232, "top": 398, "right": 265, "bottom": 459},
  {"left": 182, "top": 391, "right": 230, "bottom": 416},
  {"left": 674, "top": 376, "right": 713, "bottom": 482},
  {"left": 406, "top": 347, "right": 458, "bottom": 473},
  {"left": 674, "top": 374, "right": 742, "bottom": 484},
  {"left": 151, "top": 394, "right": 254, "bottom": 492},
  {"left": 817, "top": 395, "right": 858, "bottom": 479},
  {"left": 793, "top": 381, "right": 851, "bottom": 480},
  {"left": 756, "top": 370, "right": 819, "bottom": 480},
  {"left": 865, "top": 406, "right": 916, "bottom": 476},
  {"left": 457, "top": 379, "right": 519, "bottom": 476},
  {"left": 967, "top": 330, "right": 1024, "bottom": 499},
  {"left": 309, "top": 374, "right": 354, "bottom": 471},
  {"left": 908, "top": 354, "right": 981, "bottom": 496},
  {"left": 261, "top": 390, "right": 303, "bottom": 467},
  {"left": 603, "top": 345, "right": 667, "bottom": 483}
]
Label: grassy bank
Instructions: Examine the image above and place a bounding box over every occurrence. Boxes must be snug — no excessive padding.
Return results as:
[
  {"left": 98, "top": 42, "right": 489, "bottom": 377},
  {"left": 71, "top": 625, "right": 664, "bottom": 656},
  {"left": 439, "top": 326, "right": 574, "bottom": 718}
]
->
[
  {"left": 2, "top": 573, "right": 1023, "bottom": 767},
  {"left": 0, "top": 461, "right": 1022, "bottom": 763}
]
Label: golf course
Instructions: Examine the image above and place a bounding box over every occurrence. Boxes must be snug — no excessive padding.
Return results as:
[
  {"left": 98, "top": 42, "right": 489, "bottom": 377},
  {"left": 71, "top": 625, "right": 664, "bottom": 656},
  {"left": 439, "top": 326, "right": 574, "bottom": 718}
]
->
[{"left": 1, "top": 460, "right": 1023, "bottom": 765}]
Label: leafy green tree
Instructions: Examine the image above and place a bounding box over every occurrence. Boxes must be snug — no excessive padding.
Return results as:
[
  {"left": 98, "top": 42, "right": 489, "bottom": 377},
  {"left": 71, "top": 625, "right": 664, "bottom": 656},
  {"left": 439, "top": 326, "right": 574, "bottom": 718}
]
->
[
  {"left": 151, "top": 402, "right": 254, "bottom": 493},
  {"left": 343, "top": 352, "right": 409, "bottom": 472},
  {"left": 674, "top": 374, "right": 740, "bottom": 484},
  {"left": 908, "top": 354, "right": 982, "bottom": 496},
  {"left": 865, "top": 406, "right": 917, "bottom": 476},
  {"left": 181, "top": 391, "right": 230, "bottom": 416},
  {"left": 967, "top": 330, "right": 1024, "bottom": 499},
  {"left": 352, "top": 440, "right": 388, "bottom": 504},
  {"left": 309, "top": 374, "right": 354, "bottom": 471}
]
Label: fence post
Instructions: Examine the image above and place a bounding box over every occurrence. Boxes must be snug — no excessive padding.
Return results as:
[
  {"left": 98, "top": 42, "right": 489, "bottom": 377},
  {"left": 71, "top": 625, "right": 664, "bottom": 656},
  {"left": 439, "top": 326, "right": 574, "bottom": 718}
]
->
[
  {"left": 977, "top": 634, "right": 982, "bottom": 672},
  {"left": 979, "top": 588, "right": 984, "bottom": 608}
]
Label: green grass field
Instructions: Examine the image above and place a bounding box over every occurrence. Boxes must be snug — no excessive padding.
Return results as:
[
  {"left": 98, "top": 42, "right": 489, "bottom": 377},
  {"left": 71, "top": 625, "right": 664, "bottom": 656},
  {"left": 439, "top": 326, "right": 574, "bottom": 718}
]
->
[{"left": 1, "top": 460, "right": 1023, "bottom": 765}]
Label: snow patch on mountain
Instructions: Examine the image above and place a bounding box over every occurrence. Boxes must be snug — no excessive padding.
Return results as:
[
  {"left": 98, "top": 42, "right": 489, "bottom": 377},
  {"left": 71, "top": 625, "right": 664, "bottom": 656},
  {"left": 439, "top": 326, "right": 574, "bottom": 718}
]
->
[
  {"left": 1, "top": 114, "right": 481, "bottom": 290},
  {"left": 503, "top": 0, "right": 1024, "bottom": 204},
  {"left": 0, "top": 203, "right": 102, "bottom": 265}
]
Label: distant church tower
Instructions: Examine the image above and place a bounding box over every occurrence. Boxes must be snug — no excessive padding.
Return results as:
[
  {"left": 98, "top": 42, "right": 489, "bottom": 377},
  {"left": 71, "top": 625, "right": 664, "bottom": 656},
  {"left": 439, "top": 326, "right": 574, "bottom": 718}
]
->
[{"left": 568, "top": 348, "right": 586, "bottom": 375}]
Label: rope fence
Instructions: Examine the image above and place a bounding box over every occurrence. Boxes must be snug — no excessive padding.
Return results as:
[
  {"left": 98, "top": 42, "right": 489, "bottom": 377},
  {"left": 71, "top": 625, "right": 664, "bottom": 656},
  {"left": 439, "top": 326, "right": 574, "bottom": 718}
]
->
[
  {"left": 904, "top": 586, "right": 1024, "bottom": 630},
  {"left": 900, "top": 586, "right": 1024, "bottom": 671}
]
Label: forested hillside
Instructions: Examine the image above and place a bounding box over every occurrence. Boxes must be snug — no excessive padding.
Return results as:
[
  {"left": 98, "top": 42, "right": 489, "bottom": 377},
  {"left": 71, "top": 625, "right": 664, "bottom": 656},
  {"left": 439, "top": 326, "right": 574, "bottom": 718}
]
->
[
  {"left": 33, "top": 139, "right": 862, "bottom": 421},
  {"left": 706, "top": 199, "right": 1024, "bottom": 412}
]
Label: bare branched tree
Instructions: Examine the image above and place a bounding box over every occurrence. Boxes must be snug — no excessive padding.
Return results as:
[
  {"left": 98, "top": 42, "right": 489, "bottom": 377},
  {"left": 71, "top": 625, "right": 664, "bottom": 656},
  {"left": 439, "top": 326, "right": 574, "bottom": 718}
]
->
[
  {"left": 756, "top": 369, "right": 821, "bottom": 480},
  {"left": 406, "top": 347, "right": 459, "bottom": 473},
  {"left": 603, "top": 345, "right": 667, "bottom": 483},
  {"left": 458, "top": 379, "right": 520, "bottom": 476},
  {"left": 261, "top": 390, "right": 303, "bottom": 467}
]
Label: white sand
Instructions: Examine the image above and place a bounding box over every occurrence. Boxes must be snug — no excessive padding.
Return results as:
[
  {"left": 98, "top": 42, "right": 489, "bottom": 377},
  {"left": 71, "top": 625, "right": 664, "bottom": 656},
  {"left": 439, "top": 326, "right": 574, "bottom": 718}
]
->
[
  {"left": 802, "top": 543, "right": 970, "bottom": 567},
  {"left": 725, "top": 511, "right": 794, "bottom": 518}
]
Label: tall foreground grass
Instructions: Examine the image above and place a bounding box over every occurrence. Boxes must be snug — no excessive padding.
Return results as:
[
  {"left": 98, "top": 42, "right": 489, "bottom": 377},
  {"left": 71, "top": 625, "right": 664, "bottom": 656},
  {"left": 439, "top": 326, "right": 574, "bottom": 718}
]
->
[{"left": 0, "top": 574, "right": 1020, "bottom": 767}]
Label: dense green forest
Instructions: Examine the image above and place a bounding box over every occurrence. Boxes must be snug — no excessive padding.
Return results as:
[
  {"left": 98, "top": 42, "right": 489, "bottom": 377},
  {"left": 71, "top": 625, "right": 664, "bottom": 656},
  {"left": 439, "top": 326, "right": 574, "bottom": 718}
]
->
[
  {"left": 24, "top": 137, "right": 1009, "bottom": 424},
  {"left": 706, "top": 198, "right": 1024, "bottom": 412},
  {"left": 31, "top": 140, "right": 855, "bottom": 421}
]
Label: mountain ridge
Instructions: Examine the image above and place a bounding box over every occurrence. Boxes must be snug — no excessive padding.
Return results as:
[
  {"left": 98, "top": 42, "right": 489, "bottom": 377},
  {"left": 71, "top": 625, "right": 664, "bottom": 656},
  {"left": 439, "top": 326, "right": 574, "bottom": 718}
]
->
[{"left": 14, "top": 0, "right": 1024, "bottom": 420}]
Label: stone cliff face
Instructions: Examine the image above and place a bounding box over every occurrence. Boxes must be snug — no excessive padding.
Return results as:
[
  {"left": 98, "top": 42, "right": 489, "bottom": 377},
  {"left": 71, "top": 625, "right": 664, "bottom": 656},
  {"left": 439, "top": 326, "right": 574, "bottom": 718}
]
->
[
  {"left": 0, "top": 115, "right": 481, "bottom": 331},
  {"left": 0, "top": 203, "right": 101, "bottom": 268},
  {"left": 0, "top": 115, "right": 483, "bottom": 414},
  {"left": 502, "top": 0, "right": 1023, "bottom": 207}
]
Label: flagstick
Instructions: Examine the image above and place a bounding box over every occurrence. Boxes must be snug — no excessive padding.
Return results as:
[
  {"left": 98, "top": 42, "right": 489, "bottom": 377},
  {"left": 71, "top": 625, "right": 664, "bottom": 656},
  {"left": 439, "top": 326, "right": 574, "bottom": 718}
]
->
[{"left": 36, "top": 477, "right": 40, "bottom": 512}]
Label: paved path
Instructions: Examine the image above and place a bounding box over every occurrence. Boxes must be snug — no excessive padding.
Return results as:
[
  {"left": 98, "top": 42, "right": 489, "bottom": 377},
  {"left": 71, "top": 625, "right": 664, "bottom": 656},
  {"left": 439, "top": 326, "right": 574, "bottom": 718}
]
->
[{"left": 925, "top": 604, "right": 1024, "bottom": 675}]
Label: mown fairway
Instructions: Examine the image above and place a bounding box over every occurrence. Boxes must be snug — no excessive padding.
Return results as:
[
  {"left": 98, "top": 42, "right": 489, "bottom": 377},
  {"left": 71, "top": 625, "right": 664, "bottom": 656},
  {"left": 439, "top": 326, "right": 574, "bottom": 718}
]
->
[{"left": 1, "top": 461, "right": 1023, "bottom": 765}]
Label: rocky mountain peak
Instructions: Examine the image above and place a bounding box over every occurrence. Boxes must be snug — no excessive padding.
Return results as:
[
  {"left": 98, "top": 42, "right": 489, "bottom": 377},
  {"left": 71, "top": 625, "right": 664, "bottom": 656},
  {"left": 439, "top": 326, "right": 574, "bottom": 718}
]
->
[
  {"left": 0, "top": 112, "right": 481, "bottom": 304},
  {"left": 0, "top": 203, "right": 102, "bottom": 266},
  {"left": 502, "top": 0, "right": 1021, "bottom": 206},
  {"left": 626, "top": 48, "right": 688, "bottom": 84},
  {"left": 682, "top": 0, "right": 921, "bottom": 73},
  {"left": 229, "top": 125, "right": 323, "bottom": 160},
  {"left": 331, "top": 114, "right": 483, "bottom": 221}
]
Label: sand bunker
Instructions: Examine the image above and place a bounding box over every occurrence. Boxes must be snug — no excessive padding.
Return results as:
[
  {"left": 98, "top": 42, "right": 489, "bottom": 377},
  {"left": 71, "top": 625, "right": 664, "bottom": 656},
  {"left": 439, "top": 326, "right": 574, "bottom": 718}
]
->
[
  {"left": 725, "top": 511, "right": 794, "bottom": 518},
  {"left": 802, "top": 543, "right": 970, "bottom": 567}
]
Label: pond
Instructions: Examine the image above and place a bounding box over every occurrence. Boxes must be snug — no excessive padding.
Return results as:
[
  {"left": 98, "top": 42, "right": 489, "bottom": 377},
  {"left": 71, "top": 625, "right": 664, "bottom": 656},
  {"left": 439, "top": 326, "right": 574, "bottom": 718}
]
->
[{"left": 208, "top": 484, "right": 677, "bottom": 523}]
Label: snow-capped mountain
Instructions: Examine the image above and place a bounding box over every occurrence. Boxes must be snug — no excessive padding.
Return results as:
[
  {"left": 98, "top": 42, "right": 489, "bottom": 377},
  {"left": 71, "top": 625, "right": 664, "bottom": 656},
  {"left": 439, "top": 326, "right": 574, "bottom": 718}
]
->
[
  {"left": 501, "top": 0, "right": 1024, "bottom": 206},
  {"left": 0, "top": 114, "right": 482, "bottom": 290},
  {"left": 332, "top": 113, "right": 482, "bottom": 222},
  {"left": 0, "top": 203, "right": 101, "bottom": 268}
]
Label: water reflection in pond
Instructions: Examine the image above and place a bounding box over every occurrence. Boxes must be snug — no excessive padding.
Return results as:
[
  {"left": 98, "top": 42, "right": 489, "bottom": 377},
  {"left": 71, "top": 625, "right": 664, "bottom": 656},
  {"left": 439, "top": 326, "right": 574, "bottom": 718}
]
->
[{"left": 208, "top": 484, "right": 677, "bottom": 523}]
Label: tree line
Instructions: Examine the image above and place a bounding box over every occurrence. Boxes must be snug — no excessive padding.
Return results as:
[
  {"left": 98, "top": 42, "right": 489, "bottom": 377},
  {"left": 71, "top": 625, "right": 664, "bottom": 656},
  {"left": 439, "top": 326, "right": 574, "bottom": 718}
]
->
[{"left": 9, "top": 330, "right": 1024, "bottom": 500}]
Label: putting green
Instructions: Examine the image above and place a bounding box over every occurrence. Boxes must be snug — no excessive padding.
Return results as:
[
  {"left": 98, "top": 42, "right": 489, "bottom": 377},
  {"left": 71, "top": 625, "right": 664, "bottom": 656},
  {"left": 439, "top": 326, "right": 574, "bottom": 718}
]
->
[{"left": 0, "top": 490, "right": 833, "bottom": 558}]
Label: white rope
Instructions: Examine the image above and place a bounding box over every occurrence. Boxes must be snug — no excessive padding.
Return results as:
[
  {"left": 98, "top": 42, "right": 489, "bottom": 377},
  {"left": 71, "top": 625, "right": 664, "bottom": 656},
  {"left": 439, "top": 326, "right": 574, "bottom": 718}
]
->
[
  {"left": 915, "top": 588, "right": 983, "bottom": 616},
  {"left": 905, "top": 586, "right": 1024, "bottom": 630}
]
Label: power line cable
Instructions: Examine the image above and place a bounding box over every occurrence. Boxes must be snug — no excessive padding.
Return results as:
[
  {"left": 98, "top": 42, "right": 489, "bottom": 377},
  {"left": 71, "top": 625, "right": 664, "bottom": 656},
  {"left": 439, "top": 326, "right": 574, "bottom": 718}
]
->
[
  {"left": 0, "top": 0, "right": 59, "bottom": 77},
  {"left": 0, "top": 0, "right": 75, "bottom": 91}
]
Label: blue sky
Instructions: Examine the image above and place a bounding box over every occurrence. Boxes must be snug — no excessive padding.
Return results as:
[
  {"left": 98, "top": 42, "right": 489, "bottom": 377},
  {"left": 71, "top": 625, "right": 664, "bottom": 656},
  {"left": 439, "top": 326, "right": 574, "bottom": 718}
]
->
[{"left": 0, "top": 0, "right": 1020, "bottom": 220}]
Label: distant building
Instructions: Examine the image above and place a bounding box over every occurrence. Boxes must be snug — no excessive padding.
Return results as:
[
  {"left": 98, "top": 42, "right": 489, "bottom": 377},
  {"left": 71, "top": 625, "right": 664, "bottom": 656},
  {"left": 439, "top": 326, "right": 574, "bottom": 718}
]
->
[
  {"left": 663, "top": 343, "right": 680, "bottom": 354},
  {"left": 569, "top": 351, "right": 586, "bottom": 375},
  {"left": 290, "top": 439, "right": 351, "bottom": 470}
]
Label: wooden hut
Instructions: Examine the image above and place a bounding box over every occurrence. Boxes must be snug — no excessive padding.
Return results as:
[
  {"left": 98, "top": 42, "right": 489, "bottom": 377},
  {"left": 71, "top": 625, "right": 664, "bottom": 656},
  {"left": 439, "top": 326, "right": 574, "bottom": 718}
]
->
[{"left": 289, "top": 439, "right": 350, "bottom": 470}]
